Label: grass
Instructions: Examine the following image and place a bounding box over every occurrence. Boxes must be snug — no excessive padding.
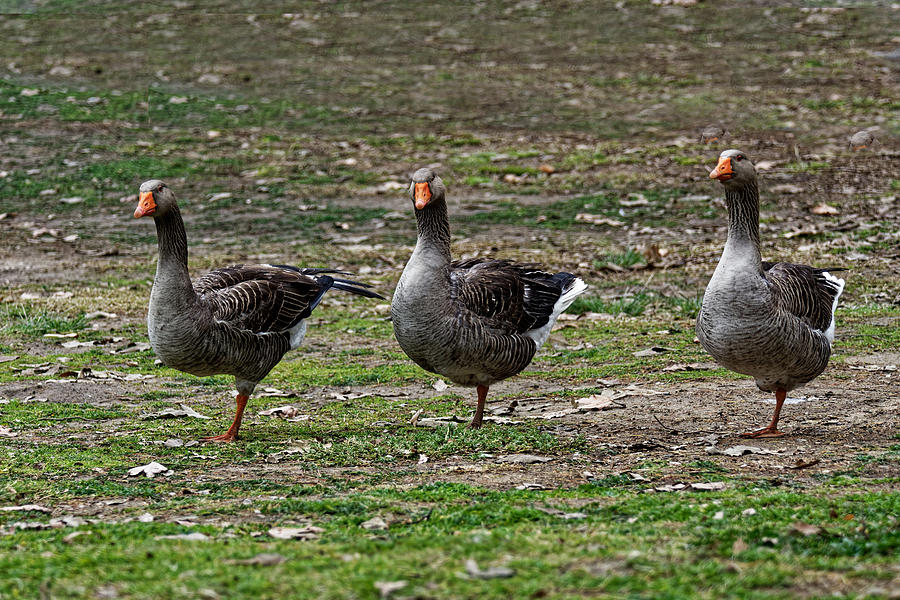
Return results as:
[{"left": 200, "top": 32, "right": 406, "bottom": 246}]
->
[
  {"left": 569, "top": 293, "right": 652, "bottom": 317},
  {"left": 0, "top": 304, "right": 87, "bottom": 337},
  {"left": 0, "top": 483, "right": 897, "bottom": 599}
]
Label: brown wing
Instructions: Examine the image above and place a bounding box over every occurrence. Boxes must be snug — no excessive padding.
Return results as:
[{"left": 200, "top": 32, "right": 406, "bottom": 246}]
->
[
  {"left": 194, "top": 265, "right": 325, "bottom": 334},
  {"left": 763, "top": 262, "right": 845, "bottom": 332}
]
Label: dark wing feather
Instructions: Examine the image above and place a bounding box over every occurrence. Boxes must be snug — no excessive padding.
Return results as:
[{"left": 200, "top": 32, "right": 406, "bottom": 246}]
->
[
  {"left": 763, "top": 262, "right": 844, "bottom": 331},
  {"left": 449, "top": 258, "right": 568, "bottom": 334},
  {"left": 194, "top": 265, "right": 325, "bottom": 334}
]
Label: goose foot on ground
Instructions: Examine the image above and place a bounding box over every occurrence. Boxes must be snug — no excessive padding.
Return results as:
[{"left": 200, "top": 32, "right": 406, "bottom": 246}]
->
[
  {"left": 467, "top": 385, "right": 489, "bottom": 429},
  {"left": 202, "top": 394, "right": 248, "bottom": 443},
  {"left": 739, "top": 388, "right": 787, "bottom": 439},
  {"left": 740, "top": 427, "right": 786, "bottom": 439}
]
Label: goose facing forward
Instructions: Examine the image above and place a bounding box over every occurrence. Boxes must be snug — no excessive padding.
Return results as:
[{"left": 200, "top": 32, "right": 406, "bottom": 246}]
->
[
  {"left": 696, "top": 150, "right": 845, "bottom": 438},
  {"left": 134, "top": 180, "right": 382, "bottom": 442},
  {"left": 391, "top": 168, "right": 587, "bottom": 428}
]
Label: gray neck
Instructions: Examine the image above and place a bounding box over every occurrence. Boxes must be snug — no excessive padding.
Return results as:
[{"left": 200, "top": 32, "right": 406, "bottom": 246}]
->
[
  {"left": 413, "top": 197, "right": 452, "bottom": 264},
  {"left": 723, "top": 182, "right": 762, "bottom": 265},
  {"left": 153, "top": 206, "right": 195, "bottom": 297}
]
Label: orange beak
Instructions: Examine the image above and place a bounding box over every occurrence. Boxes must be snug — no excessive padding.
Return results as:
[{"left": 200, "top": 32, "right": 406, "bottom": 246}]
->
[
  {"left": 134, "top": 191, "right": 156, "bottom": 218},
  {"left": 413, "top": 182, "right": 431, "bottom": 210},
  {"left": 709, "top": 156, "right": 733, "bottom": 181}
]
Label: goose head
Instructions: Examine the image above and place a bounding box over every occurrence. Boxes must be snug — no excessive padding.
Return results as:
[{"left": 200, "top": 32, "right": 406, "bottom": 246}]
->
[
  {"left": 134, "top": 180, "right": 177, "bottom": 219},
  {"left": 409, "top": 168, "right": 446, "bottom": 211},
  {"left": 709, "top": 149, "right": 756, "bottom": 188}
]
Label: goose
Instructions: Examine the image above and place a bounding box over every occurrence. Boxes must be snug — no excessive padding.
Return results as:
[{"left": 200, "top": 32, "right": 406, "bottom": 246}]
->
[
  {"left": 696, "top": 150, "right": 845, "bottom": 438},
  {"left": 134, "top": 180, "right": 383, "bottom": 442},
  {"left": 848, "top": 130, "right": 876, "bottom": 151},
  {"left": 391, "top": 168, "right": 587, "bottom": 428},
  {"left": 700, "top": 125, "right": 726, "bottom": 144}
]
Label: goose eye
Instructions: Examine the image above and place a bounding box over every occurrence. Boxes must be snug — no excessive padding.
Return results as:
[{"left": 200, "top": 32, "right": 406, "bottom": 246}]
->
[
  {"left": 736, "top": 155, "right": 744, "bottom": 161},
  {"left": 157, "top": 185, "right": 164, "bottom": 191}
]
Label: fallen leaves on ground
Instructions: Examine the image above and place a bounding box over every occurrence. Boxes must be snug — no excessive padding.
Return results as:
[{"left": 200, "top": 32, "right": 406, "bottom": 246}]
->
[
  {"left": 1, "top": 504, "right": 51, "bottom": 513},
  {"left": 142, "top": 405, "right": 210, "bottom": 420},
  {"left": 655, "top": 481, "right": 727, "bottom": 492},
  {"left": 497, "top": 454, "right": 552, "bottom": 464},
  {"left": 534, "top": 506, "right": 587, "bottom": 520},
  {"left": 359, "top": 517, "right": 388, "bottom": 531},
  {"left": 258, "top": 405, "right": 301, "bottom": 418},
  {"left": 226, "top": 553, "right": 288, "bottom": 566},
  {"left": 709, "top": 445, "right": 782, "bottom": 457},
  {"left": 462, "top": 559, "right": 516, "bottom": 579},
  {"left": 575, "top": 213, "right": 625, "bottom": 227},
  {"left": 633, "top": 347, "right": 674, "bottom": 357},
  {"left": 127, "top": 462, "right": 170, "bottom": 478},
  {"left": 789, "top": 522, "right": 823, "bottom": 537},
  {"left": 810, "top": 203, "right": 840, "bottom": 215},
  {"left": 268, "top": 526, "right": 324, "bottom": 540},
  {"left": 374, "top": 581, "right": 407, "bottom": 599},
  {"left": 156, "top": 532, "right": 209, "bottom": 541}
]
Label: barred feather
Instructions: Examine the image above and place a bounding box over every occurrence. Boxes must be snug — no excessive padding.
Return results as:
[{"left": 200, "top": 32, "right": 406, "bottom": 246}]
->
[{"left": 391, "top": 170, "right": 586, "bottom": 388}]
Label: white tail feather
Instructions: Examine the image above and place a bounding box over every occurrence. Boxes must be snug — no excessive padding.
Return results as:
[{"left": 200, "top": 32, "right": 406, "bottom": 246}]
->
[
  {"left": 524, "top": 277, "right": 588, "bottom": 349},
  {"left": 821, "top": 271, "right": 845, "bottom": 344}
]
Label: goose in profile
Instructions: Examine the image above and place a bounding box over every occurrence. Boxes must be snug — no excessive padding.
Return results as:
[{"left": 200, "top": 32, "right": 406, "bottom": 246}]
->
[
  {"left": 391, "top": 168, "right": 587, "bottom": 428},
  {"left": 134, "top": 180, "right": 382, "bottom": 442},
  {"left": 696, "top": 151, "right": 845, "bottom": 438}
]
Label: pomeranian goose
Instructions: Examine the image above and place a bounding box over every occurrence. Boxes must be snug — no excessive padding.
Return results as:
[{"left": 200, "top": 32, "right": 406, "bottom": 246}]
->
[
  {"left": 696, "top": 150, "right": 845, "bottom": 438},
  {"left": 848, "top": 130, "right": 876, "bottom": 151},
  {"left": 391, "top": 168, "right": 587, "bottom": 428},
  {"left": 700, "top": 125, "right": 726, "bottom": 144},
  {"left": 134, "top": 180, "right": 382, "bottom": 442}
]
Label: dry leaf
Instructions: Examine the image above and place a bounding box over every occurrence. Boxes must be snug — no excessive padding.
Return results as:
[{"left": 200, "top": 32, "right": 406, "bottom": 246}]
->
[
  {"left": 227, "top": 553, "right": 288, "bottom": 566},
  {"left": 257, "top": 387, "right": 296, "bottom": 398},
  {"left": 633, "top": 347, "right": 673, "bottom": 357},
  {"left": 789, "top": 521, "right": 822, "bottom": 537},
  {"left": 0, "top": 425, "right": 16, "bottom": 438},
  {"left": 156, "top": 532, "right": 209, "bottom": 541},
  {"left": 771, "top": 183, "right": 804, "bottom": 194},
  {"left": 463, "top": 559, "right": 515, "bottom": 579},
  {"left": 258, "top": 405, "right": 299, "bottom": 418},
  {"left": 360, "top": 517, "right": 388, "bottom": 531},
  {"left": 712, "top": 445, "right": 781, "bottom": 457},
  {"left": 128, "top": 462, "right": 169, "bottom": 478},
  {"left": 374, "top": 581, "right": 407, "bottom": 599},
  {"left": 1, "top": 504, "right": 51, "bottom": 513},
  {"left": 432, "top": 379, "right": 448, "bottom": 392},
  {"left": 268, "top": 526, "right": 323, "bottom": 540},
  {"left": 497, "top": 454, "right": 552, "bottom": 464},
  {"left": 142, "top": 405, "right": 210, "bottom": 420},
  {"left": 810, "top": 203, "right": 840, "bottom": 215},
  {"left": 575, "top": 213, "right": 625, "bottom": 227},
  {"left": 690, "top": 482, "right": 727, "bottom": 491},
  {"left": 731, "top": 538, "right": 749, "bottom": 554},
  {"left": 574, "top": 394, "right": 614, "bottom": 411}
]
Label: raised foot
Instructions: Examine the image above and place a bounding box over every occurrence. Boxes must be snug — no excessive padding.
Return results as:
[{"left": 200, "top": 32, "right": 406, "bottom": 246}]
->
[
  {"left": 740, "top": 427, "right": 786, "bottom": 439},
  {"left": 202, "top": 432, "right": 238, "bottom": 443}
]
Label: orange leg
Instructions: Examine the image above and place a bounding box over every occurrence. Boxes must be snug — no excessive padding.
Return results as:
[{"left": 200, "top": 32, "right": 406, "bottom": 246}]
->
[
  {"left": 741, "top": 388, "right": 787, "bottom": 438},
  {"left": 468, "top": 385, "right": 489, "bottom": 429},
  {"left": 203, "top": 394, "right": 249, "bottom": 443}
]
